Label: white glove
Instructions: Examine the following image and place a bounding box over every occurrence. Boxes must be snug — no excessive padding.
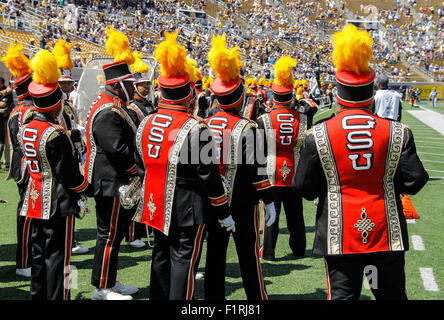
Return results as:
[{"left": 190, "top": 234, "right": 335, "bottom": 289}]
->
[
  {"left": 218, "top": 215, "right": 236, "bottom": 233},
  {"left": 264, "top": 203, "right": 276, "bottom": 227}
]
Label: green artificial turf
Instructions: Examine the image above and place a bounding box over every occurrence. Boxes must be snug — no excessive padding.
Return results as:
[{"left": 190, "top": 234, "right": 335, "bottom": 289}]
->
[{"left": 0, "top": 100, "right": 443, "bottom": 300}]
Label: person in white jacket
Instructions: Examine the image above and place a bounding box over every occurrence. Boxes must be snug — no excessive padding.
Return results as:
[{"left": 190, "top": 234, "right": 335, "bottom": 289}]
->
[{"left": 373, "top": 74, "right": 403, "bottom": 122}]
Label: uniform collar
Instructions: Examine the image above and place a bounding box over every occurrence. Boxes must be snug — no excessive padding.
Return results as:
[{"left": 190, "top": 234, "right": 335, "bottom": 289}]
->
[
  {"left": 134, "top": 94, "right": 147, "bottom": 103},
  {"left": 18, "top": 97, "right": 34, "bottom": 106},
  {"left": 104, "top": 89, "right": 127, "bottom": 107},
  {"left": 35, "top": 112, "right": 59, "bottom": 124}
]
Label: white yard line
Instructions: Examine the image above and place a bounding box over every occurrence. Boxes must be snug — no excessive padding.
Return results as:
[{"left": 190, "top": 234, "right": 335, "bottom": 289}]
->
[
  {"left": 315, "top": 109, "right": 329, "bottom": 117},
  {"left": 421, "top": 160, "right": 444, "bottom": 164},
  {"left": 415, "top": 140, "right": 444, "bottom": 145},
  {"left": 412, "top": 235, "right": 425, "bottom": 251},
  {"left": 406, "top": 108, "right": 444, "bottom": 135},
  {"left": 413, "top": 137, "right": 444, "bottom": 140},
  {"left": 419, "top": 268, "right": 439, "bottom": 292},
  {"left": 418, "top": 152, "right": 444, "bottom": 156},
  {"left": 426, "top": 169, "right": 444, "bottom": 173},
  {"left": 417, "top": 146, "right": 444, "bottom": 150},
  {"left": 406, "top": 219, "right": 417, "bottom": 224}
]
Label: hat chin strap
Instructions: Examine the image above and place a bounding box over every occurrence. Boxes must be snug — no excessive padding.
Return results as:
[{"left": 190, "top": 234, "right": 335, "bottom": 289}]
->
[
  {"left": 119, "top": 80, "right": 131, "bottom": 103},
  {"left": 134, "top": 84, "right": 149, "bottom": 100}
]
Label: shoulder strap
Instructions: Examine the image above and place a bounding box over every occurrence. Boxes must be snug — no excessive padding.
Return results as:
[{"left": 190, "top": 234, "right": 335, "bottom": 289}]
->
[
  {"left": 128, "top": 102, "right": 146, "bottom": 123},
  {"left": 293, "top": 113, "right": 307, "bottom": 169},
  {"left": 224, "top": 118, "right": 256, "bottom": 205}
]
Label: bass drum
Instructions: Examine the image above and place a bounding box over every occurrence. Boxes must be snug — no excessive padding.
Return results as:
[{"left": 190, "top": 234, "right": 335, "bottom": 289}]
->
[{"left": 75, "top": 57, "right": 158, "bottom": 125}]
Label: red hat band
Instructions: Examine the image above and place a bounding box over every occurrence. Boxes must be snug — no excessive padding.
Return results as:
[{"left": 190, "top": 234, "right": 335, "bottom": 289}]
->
[{"left": 58, "top": 75, "right": 74, "bottom": 82}]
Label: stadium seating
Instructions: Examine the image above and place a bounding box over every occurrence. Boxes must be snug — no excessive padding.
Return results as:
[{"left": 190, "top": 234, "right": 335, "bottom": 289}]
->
[{"left": 0, "top": 0, "right": 441, "bottom": 83}]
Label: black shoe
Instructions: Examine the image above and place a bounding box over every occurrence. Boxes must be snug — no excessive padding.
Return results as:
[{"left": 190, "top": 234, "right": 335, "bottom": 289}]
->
[
  {"left": 292, "top": 251, "right": 305, "bottom": 258},
  {"left": 262, "top": 254, "right": 275, "bottom": 261}
]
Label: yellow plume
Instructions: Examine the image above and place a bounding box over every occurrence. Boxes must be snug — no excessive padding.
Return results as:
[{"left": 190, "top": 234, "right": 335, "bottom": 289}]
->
[
  {"left": 130, "top": 51, "right": 149, "bottom": 74},
  {"left": 30, "top": 50, "right": 61, "bottom": 85},
  {"left": 185, "top": 57, "right": 198, "bottom": 83},
  {"left": 0, "top": 43, "right": 32, "bottom": 78},
  {"left": 51, "top": 39, "right": 73, "bottom": 70},
  {"left": 154, "top": 30, "right": 188, "bottom": 78},
  {"left": 105, "top": 26, "right": 135, "bottom": 65},
  {"left": 332, "top": 24, "right": 373, "bottom": 75},
  {"left": 273, "top": 56, "right": 296, "bottom": 88},
  {"left": 97, "top": 74, "right": 104, "bottom": 85},
  {"left": 207, "top": 34, "right": 242, "bottom": 83},
  {"left": 194, "top": 67, "right": 202, "bottom": 81}
]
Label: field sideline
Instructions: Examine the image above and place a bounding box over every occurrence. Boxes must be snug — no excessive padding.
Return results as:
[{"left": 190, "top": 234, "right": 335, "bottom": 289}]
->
[{"left": 0, "top": 100, "right": 443, "bottom": 300}]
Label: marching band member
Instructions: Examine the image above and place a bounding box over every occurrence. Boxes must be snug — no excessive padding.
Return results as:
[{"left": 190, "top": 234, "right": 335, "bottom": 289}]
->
[
  {"left": 20, "top": 49, "right": 91, "bottom": 300},
  {"left": 2, "top": 43, "right": 35, "bottom": 278},
  {"left": 242, "top": 77, "right": 264, "bottom": 121},
  {"left": 132, "top": 31, "right": 234, "bottom": 300},
  {"left": 204, "top": 34, "right": 275, "bottom": 300},
  {"left": 193, "top": 69, "right": 211, "bottom": 119},
  {"left": 83, "top": 28, "right": 140, "bottom": 300},
  {"left": 130, "top": 51, "right": 156, "bottom": 118},
  {"left": 124, "top": 52, "right": 155, "bottom": 248},
  {"left": 293, "top": 24, "right": 429, "bottom": 300},
  {"left": 257, "top": 56, "right": 307, "bottom": 262},
  {"left": 53, "top": 39, "right": 89, "bottom": 255}
]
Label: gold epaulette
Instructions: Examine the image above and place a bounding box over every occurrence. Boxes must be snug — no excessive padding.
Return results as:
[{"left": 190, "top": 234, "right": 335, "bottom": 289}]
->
[
  {"left": 47, "top": 129, "right": 61, "bottom": 142},
  {"left": 111, "top": 107, "right": 124, "bottom": 118}
]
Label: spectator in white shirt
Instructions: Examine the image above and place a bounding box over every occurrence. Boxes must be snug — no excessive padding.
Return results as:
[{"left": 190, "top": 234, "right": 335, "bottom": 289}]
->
[{"left": 373, "top": 74, "right": 403, "bottom": 122}]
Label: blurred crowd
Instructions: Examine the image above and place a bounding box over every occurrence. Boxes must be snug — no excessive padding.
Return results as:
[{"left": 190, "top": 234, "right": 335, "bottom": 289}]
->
[{"left": 0, "top": 0, "right": 442, "bottom": 82}]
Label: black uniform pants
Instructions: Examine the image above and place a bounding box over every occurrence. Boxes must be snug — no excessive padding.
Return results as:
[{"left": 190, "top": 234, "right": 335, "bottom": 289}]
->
[
  {"left": 0, "top": 118, "right": 6, "bottom": 163},
  {"left": 150, "top": 223, "right": 205, "bottom": 300},
  {"left": 324, "top": 251, "right": 408, "bottom": 300},
  {"left": 16, "top": 182, "right": 32, "bottom": 269},
  {"left": 125, "top": 220, "right": 148, "bottom": 242},
  {"left": 91, "top": 195, "right": 134, "bottom": 289},
  {"left": 30, "top": 215, "right": 74, "bottom": 300},
  {"left": 204, "top": 203, "right": 267, "bottom": 300},
  {"left": 262, "top": 187, "right": 305, "bottom": 260}
]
